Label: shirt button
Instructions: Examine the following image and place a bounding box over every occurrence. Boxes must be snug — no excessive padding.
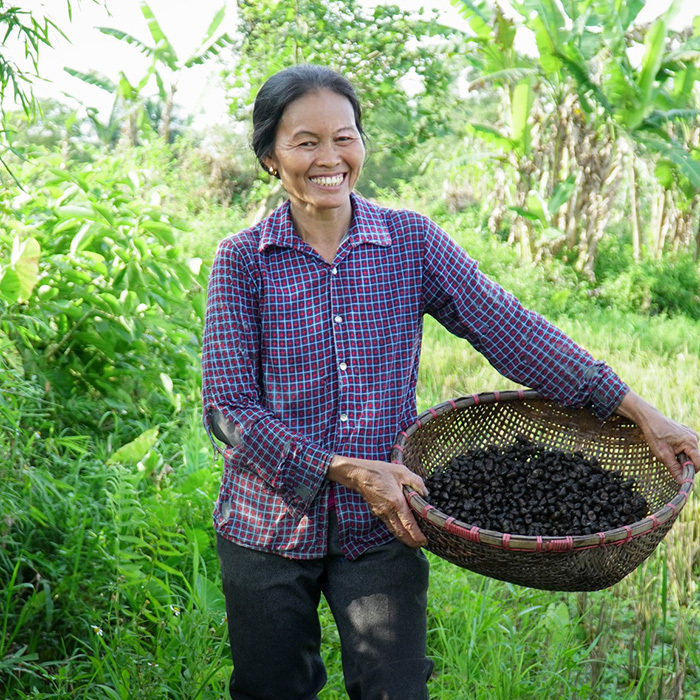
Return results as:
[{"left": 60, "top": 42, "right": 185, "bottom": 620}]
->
[
  {"left": 339, "top": 413, "right": 349, "bottom": 422},
  {"left": 339, "top": 362, "right": 347, "bottom": 371},
  {"left": 331, "top": 267, "right": 338, "bottom": 275},
  {"left": 334, "top": 315, "right": 342, "bottom": 323}
]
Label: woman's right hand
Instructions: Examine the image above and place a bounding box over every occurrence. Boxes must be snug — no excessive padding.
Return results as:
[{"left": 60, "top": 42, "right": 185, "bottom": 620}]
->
[{"left": 327, "top": 455, "right": 428, "bottom": 548}]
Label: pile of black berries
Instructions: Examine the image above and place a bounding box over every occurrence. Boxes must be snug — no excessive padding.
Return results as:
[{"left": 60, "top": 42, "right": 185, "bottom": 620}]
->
[{"left": 424, "top": 436, "right": 649, "bottom": 536}]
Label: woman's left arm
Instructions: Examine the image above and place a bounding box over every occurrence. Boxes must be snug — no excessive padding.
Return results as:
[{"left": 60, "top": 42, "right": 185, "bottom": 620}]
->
[{"left": 615, "top": 391, "right": 700, "bottom": 481}]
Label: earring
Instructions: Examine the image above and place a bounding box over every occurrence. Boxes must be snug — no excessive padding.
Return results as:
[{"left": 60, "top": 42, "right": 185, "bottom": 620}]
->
[{"left": 268, "top": 166, "right": 278, "bottom": 178}]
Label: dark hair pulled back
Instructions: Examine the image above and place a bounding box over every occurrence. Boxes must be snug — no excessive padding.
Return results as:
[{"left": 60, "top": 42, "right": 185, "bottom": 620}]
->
[{"left": 252, "top": 64, "right": 364, "bottom": 176}]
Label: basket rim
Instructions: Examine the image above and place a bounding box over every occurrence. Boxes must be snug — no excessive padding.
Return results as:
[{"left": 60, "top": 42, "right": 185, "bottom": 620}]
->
[{"left": 392, "top": 390, "right": 695, "bottom": 554}]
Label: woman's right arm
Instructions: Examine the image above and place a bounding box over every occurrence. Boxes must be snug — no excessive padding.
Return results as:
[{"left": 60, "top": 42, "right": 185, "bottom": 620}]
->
[{"left": 201, "top": 236, "right": 333, "bottom": 518}]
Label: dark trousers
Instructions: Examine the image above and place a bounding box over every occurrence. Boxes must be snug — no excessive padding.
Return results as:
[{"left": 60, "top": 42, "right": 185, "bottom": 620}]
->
[{"left": 217, "top": 513, "right": 433, "bottom": 700}]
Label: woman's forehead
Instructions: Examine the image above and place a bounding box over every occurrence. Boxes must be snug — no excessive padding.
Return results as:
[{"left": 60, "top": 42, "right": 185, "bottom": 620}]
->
[{"left": 279, "top": 90, "right": 357, "bottom": 132}]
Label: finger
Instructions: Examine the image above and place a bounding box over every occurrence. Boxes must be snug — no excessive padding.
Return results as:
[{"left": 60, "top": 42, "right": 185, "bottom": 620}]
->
[
  {"left": 393, "top": 506, "right": 428, "bottom": 548},
  {"left": 400, "top": 469, "right": 428, "bottom": 497},
  {"left": 653, "top": 442, "right": 685, "bottom": 484},
  {"left": 680, "top": 444, "right": 700, "bottom": 473},
  {"left": 378, "top": 507, "right": 425, "bottom": 548}
]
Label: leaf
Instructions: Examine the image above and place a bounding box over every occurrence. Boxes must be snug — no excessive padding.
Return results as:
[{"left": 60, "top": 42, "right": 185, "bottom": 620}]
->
[
  {"left": 97, "top": 26, "right": 153, "bottom": 57},
  {"left": 453, "top": 0, "right": 492, "bottom": 40},
  {"left": 467, "top": 123, "right": 515, "bottom": 152},
  {"left": 639, "top": 133, "right": 700, "bottom": 190},
  {"left": 160, "top": 372, "right": 173, "bottom": 393},
  {"left": 510, "top": 78, "right": 534, "bottom": 154},
  {"left": 547, "top": 175, "right": 576, "bottom": 214},
  {"left": 0, "top": 268, "right": 21, "bottom": 304},
  {"left": 92, "top": 203, "right": 115, "bottom": 226},
  {"left": 525, "top": 191, "right": 548, "bottom": 223},
  {"left": 11, "top": 237, "right": 41, "bottom": 302},
  {"left": 630, "top": 18, "right": 669, "bottom": 129},
  {"left": 655, "top": 159, "right": 675, "bottom": 189},
  {"left": 140, "top": 219, "right": 175, "bottom": 244},
  {"left": 64, "top": 67, "right": 116, "bottom": 93},
  {"left": 509, "top": 205, "right": 542, "bottom": 222},
  {"left": 139, "top": 1, "right": 178, "bottom": 68},
  {"left": 107, "top": 427, "right": 159, "bottom": 466}
]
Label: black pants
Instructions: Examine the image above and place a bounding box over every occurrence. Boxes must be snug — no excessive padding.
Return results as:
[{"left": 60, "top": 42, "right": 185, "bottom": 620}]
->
[{"left": 217, "top": 512, "right": 433, "bottom": 699}]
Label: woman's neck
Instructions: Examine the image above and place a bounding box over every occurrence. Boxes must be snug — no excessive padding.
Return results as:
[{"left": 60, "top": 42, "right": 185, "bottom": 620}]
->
[{"left": 289, "top": 200, "right": 353, "bottom": 264}]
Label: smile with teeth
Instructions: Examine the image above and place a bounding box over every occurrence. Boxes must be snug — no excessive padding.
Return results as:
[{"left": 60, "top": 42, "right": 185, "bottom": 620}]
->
[{"left": 310, "top": 174, "right": 345, "bottom": 187}]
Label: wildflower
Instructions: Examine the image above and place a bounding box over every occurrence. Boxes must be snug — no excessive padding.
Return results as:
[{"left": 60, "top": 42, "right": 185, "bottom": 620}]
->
[
  {"left": 91, "top": 625, "right": 104, "bottom": 636},
  {"left": 169, "top": 604, "right": 181, "bottom": 617}
]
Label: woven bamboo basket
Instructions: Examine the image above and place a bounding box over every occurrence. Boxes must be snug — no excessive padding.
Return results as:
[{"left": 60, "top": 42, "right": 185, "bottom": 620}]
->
[{"left": 391, "top": 390, "right": 694, "bottom": 592}]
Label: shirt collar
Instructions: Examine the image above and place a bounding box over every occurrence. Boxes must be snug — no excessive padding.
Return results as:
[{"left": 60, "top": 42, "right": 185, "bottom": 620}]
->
[{"left": 258, "top": 193, "right": 392, "bottom": 252}]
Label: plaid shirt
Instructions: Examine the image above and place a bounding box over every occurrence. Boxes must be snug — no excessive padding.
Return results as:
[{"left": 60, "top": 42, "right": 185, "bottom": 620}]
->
[{"left": 201, "top": 193, "right": 628, "bottom": 560}]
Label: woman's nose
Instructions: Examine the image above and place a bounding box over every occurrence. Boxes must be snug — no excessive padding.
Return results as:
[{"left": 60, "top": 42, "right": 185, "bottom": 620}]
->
[{"left": 315, "top": 140, "right": 341, "bottom": 165}]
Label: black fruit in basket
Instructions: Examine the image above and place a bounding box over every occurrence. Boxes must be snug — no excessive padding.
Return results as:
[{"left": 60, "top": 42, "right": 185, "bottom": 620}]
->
[{"left": 424, "top": 436, "right": 649, "bottom": 536}]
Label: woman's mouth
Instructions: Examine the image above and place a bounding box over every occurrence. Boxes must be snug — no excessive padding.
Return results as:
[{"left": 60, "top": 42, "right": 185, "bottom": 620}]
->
[{"left": 310, "top": 174, "right": 345, "bottom": 187}]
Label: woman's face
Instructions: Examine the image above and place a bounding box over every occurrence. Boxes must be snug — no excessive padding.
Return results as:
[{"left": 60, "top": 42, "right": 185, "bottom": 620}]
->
[{"left": 263, "top": 89, "right": 365, "bottom": 218}]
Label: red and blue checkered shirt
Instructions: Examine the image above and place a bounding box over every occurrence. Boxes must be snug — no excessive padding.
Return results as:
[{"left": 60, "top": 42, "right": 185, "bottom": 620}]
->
[{"left": 202, "top": 193, "right": 629, "bottom": 560}]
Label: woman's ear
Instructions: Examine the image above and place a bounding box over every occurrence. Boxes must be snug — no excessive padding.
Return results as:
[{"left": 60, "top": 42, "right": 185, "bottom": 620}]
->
[{"left": 262, "top": 156, "right": 279, "bottom": 179}]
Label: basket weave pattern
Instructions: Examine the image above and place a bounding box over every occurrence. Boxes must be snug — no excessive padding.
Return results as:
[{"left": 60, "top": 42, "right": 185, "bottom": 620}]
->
[{"left": 391, "top": 390, "right": 694, "bottom": 591}]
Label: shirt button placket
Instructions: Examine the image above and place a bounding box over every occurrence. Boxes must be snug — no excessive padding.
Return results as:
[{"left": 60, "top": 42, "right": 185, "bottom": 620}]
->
[{"left": 331, "top": 265, "right": 349, "bottom": 429}]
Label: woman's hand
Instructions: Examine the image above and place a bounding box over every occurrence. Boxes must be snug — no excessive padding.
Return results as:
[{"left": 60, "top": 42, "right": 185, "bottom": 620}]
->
[
  {"left": 327, "top": 455, "right": 428, "bottom": 548},
  {"left": 616, "top": 391, "right": 700, "bottom": 482}
]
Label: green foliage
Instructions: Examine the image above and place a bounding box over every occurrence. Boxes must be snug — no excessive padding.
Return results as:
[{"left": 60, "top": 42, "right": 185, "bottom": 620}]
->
[
  {"left": 1, "top": 2, "right": 66, "bottom": 115},
  {"left": 598, "top": 254, "right": 700, "bottom": 319},
  {"left": 0, "top": 148, "right": 208, "bottom": 440},
  {"left": 224, "top": 0, "right": 463, "bottom": 160}
]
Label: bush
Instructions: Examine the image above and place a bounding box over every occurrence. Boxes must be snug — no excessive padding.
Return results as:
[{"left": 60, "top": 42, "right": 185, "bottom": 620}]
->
[
  {"left": 598, "top": 255, "right": 700, "bottom": 320},
  {"left": 0, "top": 150, "right": 209, "bottom": 440}
]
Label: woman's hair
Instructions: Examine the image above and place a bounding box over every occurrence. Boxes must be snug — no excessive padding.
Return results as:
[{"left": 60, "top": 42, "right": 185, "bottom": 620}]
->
[{"left": 252, "top": 64, "right": 365, "bottom": 176}]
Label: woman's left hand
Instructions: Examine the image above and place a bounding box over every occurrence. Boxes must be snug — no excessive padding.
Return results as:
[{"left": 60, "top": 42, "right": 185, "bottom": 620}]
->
[{"left": 616, "top": 390, "right": 700, "bottom": 482}]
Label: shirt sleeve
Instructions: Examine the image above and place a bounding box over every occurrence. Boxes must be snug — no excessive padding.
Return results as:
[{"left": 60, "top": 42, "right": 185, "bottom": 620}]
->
[
  {"left": 201, "top": 236, "right": 333, "bottom": 517},
  {"left": 420, "top": 219, "right": 629, "bottom": 420}
]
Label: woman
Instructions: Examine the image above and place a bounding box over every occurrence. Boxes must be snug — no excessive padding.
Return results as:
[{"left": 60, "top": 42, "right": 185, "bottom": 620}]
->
[{"left": 202, "top": 64, "right": 700, "bottom": 700}]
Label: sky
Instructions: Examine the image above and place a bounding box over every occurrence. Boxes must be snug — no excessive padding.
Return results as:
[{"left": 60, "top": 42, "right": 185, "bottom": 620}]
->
[{"left": 8, "top": 0, "right": 700, "bottom": 127}]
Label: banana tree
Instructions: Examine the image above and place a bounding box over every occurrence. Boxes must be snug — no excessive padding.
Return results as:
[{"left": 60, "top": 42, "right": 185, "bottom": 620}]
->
[
  {"left": 546, "top": 0, "right": 700, "bottom": 263},
  {"left": 454, "top": 0, "right": 700, "bottom": 276},
  {"left": 64, "top": 68, "right": 154, "bottom": 146},
  {"left": 453, "top": 0, "right": 541, "bottom": 260},
  {"left": 95, "top": 1, "right": 232, "bottom": 142}
]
